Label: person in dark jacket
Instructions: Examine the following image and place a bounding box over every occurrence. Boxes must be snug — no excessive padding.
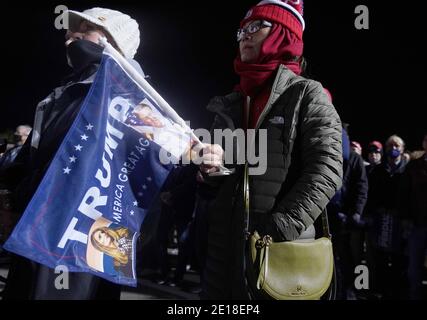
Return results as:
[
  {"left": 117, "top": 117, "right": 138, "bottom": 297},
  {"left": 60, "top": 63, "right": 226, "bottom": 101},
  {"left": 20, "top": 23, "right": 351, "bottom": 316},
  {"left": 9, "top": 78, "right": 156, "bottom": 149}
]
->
[
  {"left": 366, "top": 141, "right": 383, "bottom": 176},
  {"left": 399, "top": 133, "right": 427, "bottom": 299},
  {"left": 0, "top": 125, "right": 32, "bottom": 171},
  {"left": 0, "top": 7, "right": 141, "bottom": 300},
  {"left": 365, "top": 134, "right": 409, "bottom": 299},
  {"left": 328, "top": 126, "right": 368, "bottom": 300},
  {"left": 197, "top": 0, "right": 342, "bottom": 299}
]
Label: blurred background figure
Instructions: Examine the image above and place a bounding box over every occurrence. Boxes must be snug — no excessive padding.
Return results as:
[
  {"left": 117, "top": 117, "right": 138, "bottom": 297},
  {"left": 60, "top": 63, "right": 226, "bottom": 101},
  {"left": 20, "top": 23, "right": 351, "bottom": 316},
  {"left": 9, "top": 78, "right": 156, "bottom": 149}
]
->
[
  {"left": 0, "top": 125, "right": 31, "bottom": 170},
  {"left": 351, "top": 141, "right": 363, "bottom": 156},
  {"left": 365, "top": 134, "right": 409, "bottom": 299},
  {"left": 1, "top": 125, "right": 31, "bottom": 274},
  {"left": 399, "top": 133, "right": 427, "bottom": 299},
  {"left": 366, "top": 141, "right": 383, "bottom": 175},
  {"left": 328, "top": 124, "right": 368, "bottom": 300},
  {"left": 402, "top": 151, "right": 411, "bottom": 163},
  {"left": 351, "top": 141, "right": 369, "bottom": 166},
  {"left": 154, "top": 165, "right": 199, "bottom": 292},
  {"left": 14, "top": 125, "right": 31, "bottom": 147},
  {"left": 0, "top": 138, "right": 7, "bottom": 157}
]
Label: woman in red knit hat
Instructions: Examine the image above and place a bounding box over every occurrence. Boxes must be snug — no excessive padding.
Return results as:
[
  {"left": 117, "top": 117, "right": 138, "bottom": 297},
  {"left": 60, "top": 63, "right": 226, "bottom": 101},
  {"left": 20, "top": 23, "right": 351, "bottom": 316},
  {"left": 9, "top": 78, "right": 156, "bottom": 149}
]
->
[{"left": 196, "top": 0, "right": 343, "bottom": 299}]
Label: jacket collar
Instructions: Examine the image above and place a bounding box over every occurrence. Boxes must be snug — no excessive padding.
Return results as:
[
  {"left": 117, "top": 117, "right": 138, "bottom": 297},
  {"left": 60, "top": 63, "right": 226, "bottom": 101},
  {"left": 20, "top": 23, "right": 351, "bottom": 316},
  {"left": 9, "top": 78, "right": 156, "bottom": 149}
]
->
[
  {"left": 268, "top": 65, "right": 302, "bottom": 107},
  {"left": 254, "top": 65, "right": 304, "bottom": 129},
  {"left": 207, "top": 65, "right": 304, "bottom": 129}
]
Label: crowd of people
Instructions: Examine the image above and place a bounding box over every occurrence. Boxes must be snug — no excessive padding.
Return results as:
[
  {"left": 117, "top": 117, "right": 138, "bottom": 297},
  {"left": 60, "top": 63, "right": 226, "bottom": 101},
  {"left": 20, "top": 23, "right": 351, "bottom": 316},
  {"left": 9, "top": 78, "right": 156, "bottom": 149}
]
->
[
  {"left": 327, "top": 131, "right": 427, "bottom": 300},
  {"left": 0, "top": 1, "right": 425, "bottom": 301}
]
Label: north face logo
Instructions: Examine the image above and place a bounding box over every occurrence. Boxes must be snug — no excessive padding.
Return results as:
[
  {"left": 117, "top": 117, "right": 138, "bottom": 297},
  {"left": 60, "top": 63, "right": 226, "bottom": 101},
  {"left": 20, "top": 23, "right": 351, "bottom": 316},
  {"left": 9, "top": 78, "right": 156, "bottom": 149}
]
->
[{"left": 269, "top": 116, "right": 285, "bottom": 124}]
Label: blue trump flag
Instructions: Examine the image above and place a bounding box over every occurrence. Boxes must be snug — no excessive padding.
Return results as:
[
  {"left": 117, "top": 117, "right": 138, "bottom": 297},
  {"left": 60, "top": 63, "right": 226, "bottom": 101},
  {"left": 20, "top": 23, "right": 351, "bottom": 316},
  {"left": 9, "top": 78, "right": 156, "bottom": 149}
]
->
[{"left": 4, "top": 52, "right": 191, "bottom": 286}]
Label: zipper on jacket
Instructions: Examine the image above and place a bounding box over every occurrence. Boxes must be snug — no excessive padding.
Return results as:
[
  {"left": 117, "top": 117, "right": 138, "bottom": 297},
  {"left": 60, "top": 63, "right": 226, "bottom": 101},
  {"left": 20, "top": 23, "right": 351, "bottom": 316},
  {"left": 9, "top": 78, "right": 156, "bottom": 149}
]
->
[
  {"left": 254, "top": 65, "right": 286, "bottom": 130},
  {"left": 244, "top": 65, "right": 286, "bottom": 238},
  {"left": 244, "top": 162, "right": 251, "bottom": 240}
]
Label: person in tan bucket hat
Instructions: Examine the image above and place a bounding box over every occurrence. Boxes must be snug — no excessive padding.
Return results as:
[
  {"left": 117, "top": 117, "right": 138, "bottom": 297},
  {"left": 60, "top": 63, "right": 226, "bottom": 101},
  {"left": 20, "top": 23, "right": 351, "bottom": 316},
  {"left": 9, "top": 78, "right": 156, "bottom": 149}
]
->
[{"left": 1, "top": 7, "right": 142, "bottom": 300}]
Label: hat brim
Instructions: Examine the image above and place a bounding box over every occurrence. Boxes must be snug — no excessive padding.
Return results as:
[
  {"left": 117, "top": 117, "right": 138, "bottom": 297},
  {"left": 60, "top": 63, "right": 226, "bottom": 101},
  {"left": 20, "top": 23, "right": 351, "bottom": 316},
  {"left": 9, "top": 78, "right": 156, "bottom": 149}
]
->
[
  {"left": 65, "top": 10, "right": 107, "bottom": 32},
  {"left": 64, "top": 10, "right": 121, "bottom": 54}
]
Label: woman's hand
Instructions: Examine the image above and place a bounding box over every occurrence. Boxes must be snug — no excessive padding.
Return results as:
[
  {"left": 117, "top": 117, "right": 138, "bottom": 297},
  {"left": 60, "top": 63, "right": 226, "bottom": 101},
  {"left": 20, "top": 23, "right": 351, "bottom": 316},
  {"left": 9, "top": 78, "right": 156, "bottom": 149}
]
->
[{"left": 199, "top": 144, "right": 224, "bottom": 175}]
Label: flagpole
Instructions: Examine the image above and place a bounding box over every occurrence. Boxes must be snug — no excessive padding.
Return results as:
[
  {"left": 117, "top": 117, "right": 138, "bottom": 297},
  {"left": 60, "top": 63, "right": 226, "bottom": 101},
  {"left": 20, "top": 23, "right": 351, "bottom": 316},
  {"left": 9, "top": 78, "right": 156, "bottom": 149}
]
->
[{"left": 99, "top": 37, "right": 233, "bottom": 176}]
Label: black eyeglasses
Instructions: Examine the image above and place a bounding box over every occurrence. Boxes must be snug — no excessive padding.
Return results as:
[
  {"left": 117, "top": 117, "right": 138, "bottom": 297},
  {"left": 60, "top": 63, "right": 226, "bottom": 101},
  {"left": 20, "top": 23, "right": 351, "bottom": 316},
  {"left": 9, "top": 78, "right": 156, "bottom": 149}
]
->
[{"left": 236, "top": 20, "right": 272, "bottom": 42}]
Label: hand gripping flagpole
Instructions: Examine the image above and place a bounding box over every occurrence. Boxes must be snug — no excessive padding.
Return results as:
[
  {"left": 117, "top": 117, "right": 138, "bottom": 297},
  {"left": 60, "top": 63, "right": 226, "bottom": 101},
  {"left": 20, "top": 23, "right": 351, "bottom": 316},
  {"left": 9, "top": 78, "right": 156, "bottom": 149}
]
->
[{"left": 99, "top": 38, "right": 233, "bottom": 176}]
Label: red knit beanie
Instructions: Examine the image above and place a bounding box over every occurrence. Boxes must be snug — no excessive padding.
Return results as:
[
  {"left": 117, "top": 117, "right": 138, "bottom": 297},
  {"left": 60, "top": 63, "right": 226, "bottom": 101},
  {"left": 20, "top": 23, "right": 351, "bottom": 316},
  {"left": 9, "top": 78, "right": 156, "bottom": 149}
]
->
[{"left": 240, "top": 0, "right": 305, "bottom": 40}]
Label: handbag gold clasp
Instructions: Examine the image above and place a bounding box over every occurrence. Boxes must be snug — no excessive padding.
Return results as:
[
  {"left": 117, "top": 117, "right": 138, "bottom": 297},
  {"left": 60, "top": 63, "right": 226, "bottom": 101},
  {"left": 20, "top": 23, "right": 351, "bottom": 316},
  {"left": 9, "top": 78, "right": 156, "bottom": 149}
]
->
[{"left": 256, "top": 235, "right": 273, "bottom": 249}]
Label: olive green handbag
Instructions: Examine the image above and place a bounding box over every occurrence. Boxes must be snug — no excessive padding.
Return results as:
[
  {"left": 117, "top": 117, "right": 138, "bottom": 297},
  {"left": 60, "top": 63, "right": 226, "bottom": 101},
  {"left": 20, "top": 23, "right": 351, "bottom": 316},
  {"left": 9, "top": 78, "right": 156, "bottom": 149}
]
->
[
  {"left": 244, "top": 166, "right": 334, "bottom": 300},
  {"left": 249, "top": 222, "right": 334, "bottom": 300}
]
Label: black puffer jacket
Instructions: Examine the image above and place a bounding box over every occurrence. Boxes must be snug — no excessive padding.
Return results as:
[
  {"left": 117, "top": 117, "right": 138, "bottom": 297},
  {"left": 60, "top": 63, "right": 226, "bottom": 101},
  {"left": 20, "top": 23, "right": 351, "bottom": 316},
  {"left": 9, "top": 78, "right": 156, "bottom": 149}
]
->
[
  {"left": 201, "top": 65, "right": 343, "bottom": 299},
  {"left": 328, "top": 151, "right": 369, "bottom": 224}
]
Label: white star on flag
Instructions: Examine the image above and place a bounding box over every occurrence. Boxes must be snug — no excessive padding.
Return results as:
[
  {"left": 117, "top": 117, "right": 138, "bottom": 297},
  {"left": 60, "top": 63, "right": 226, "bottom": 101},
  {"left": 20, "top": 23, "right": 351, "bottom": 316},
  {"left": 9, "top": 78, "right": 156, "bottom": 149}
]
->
[
  {"left": 130, "top": 210, "right": 135, "bottom": 216},
  {"left": 86, "top": 124, "right": 94, "bottom": 130},
  {"left": 69, "top": 156, "right": 77, "bottom": 163},
  {"left": 137, "top": 192, "right": 143, "bottom": 197},
  {"left": 142, "top": 185, "right": 147, "bottom": 190},
  {"left": 133, "top": 201, "right": 138, "bottom": 206},
  {"left": 74, "top": 145, "right": 83, "bottom": 151},
  {"left": 63, "top": 167, "right": 71, "bottom": 174},
  {"left": 80, "top": 134, "right": 89, "bottom": 141},
  {"left": 147, "top": 177, "right": 152, "bottom": 182}
]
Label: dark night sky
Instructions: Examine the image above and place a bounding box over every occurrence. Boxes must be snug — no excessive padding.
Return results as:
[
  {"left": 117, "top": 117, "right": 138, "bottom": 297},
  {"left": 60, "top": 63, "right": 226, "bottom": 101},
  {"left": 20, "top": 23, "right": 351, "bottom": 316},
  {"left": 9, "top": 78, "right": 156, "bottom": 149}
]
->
[{"left": 1, "top": 1, "right": 425, "bottom": 154}]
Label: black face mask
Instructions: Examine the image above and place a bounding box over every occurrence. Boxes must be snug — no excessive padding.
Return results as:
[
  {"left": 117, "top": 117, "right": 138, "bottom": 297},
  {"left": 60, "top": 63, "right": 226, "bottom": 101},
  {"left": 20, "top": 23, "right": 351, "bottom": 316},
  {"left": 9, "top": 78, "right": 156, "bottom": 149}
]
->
[
  {"left": 66, "top": 39, "right": 104, "bottom": 72},
  {"left": 13, "top": 134, "right": 22, "bottom": 144}
]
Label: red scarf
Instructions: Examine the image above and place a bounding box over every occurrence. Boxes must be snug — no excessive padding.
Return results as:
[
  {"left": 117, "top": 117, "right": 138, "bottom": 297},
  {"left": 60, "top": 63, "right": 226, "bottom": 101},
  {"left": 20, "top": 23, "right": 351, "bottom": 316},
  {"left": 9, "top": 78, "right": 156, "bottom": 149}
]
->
[
  {"left": 234, "top": 24, "right": 303, "bottom": 127},
  {"left": 243, "top": 86, "right": 272, "bottom": 129}
]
